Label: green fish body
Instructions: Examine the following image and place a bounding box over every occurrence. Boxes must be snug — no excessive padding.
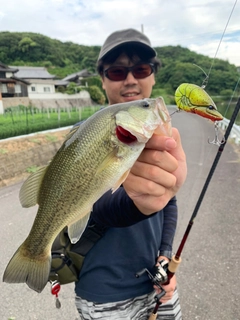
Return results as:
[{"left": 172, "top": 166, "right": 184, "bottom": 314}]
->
[{"left": 3, "top": 97, "right": 171, "bottom": 293}]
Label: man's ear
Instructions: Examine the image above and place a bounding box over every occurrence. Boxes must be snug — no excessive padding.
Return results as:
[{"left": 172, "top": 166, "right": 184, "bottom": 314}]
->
[
  {"left": 152, "top": 74, "right": 156, "bottom": 87},
  {"left": 101, "top": 77, "right": 106, "bottom": 90}
]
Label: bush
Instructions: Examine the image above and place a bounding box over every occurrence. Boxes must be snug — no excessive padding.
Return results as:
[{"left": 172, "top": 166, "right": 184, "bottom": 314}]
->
[
  {"left": 87, "top": 85, "right": 106, "bottom": 105},
  {"left": 56, "top": 85, "right": 66, "bottom": 93}
]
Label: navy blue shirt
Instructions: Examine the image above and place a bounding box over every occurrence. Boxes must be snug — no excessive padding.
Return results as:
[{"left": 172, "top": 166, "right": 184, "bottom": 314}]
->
[{"left": 75, "top": 187, "right": 177, "bottom": 303}]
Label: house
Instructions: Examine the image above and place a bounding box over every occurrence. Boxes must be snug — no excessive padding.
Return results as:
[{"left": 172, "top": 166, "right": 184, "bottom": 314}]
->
[
  {"left": 62, "top": 69, "right": 95, "bottom": 86},
  {"left": 0, "top": 62, "right": 29, "bottom": 98},
  {"left": 0, "top": 64, "right": 93, "bottom": 113},
  {"left": 12, "top": 66, "right": 56, "bottom": 95}
]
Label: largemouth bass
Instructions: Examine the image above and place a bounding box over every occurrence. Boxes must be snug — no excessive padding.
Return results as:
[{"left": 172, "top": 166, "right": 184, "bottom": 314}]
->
[
  {"left": 3, "top": 97, "right": 172, "bottom": 293},
  {"left": 175, "top": 83, "right": 223, "bottom": 121}
]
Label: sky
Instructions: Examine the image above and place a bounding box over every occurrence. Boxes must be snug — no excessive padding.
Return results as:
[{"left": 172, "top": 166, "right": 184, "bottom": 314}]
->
[{"left": 0, "top": 0, "right": 240, "bottom": 66}]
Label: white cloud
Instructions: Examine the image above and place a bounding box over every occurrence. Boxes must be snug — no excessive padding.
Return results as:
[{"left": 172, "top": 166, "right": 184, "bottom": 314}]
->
[{"left": 0, "top": 0, "right": 240, "bottom": 66}]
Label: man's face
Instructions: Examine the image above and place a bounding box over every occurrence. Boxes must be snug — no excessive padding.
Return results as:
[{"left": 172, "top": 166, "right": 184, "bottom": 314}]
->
[{"left": 101, "top": 53, "right": 156, "bottom": 105}]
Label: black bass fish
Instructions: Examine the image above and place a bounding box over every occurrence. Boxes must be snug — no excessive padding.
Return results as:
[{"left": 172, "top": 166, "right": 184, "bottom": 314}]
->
[{"left": 3, "top": 97, "right": 172, "bottom": 293}]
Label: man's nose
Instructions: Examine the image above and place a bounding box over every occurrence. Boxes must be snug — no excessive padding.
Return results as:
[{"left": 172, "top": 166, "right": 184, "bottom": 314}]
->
[{"left": 123, "top": 71, "right": 138, "bottom": 84}]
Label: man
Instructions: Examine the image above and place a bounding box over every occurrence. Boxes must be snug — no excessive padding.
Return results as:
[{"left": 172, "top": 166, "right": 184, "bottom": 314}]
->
[{"left": 75, "top": 28, "right": 187, "bottom": 319}]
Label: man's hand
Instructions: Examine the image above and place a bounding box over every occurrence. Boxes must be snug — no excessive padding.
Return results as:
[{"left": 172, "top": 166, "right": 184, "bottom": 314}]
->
[
  {"left": 153, "top": 256, "right": 176, "bottom": 303},
  {"left": 154, "top": 273, "right": 177, "bottom": 304},
  {"left": 123, "top": 128, "right": 187, "bottom": 215}
]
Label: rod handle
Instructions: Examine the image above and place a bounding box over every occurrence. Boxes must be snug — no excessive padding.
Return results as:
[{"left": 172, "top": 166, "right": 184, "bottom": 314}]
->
[
  {"left": 148, "top": 313, "right": 158, "bottom": 320},
  {"left": 168, "top": 255, "right": 182, "bottom": 274},
  {"left": 164, "top": 255, "right": 182, "bottom": 285}
]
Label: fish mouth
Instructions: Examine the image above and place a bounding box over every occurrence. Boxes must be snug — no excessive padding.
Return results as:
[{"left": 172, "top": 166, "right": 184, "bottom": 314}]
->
[
  {"left": 116, "top": 126, "right": 138, "bottom": 144},
  {"left": 193, "top": 106, "right": 223, "bottom": 122}
]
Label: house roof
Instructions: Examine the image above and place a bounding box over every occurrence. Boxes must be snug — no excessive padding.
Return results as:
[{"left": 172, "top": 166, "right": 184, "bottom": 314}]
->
[
  {"left": 11, "top": 76, "right": 30, "bottom": 85},
  {"left": 62, "top": 69, "right": 93, "bottom": 82},
  {"left": 27, "top": 79, "right": 56, "bottom": 85},
  {"left": 0, "top": 76, "right": 30, "bottom": 85},
  {"left": 0, "top": 62, "right": 18, "bottom": 73},
  {"left": 54, "top": 80, "right": 69, "bottom": 86},
  {"left": 10, "top": 66, "right": 56, "bottom": 79},
  {"left": 0, "top": 78, "right": 16, "bottom": 84}
]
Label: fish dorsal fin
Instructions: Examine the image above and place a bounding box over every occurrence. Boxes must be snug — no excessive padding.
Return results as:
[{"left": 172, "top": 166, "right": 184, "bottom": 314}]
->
[
  {"left": 68, "top": 209, "right": 91, "bottom": 244},
  {"left": 19, "top": 166, "right": 48, "bottom": 208},
  {"left": 111, "top": 169, "right": 130, "bottom": 193}
]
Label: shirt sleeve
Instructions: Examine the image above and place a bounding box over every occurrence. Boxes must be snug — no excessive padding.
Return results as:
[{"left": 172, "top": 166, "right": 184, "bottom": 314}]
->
[
  {"left": 159, "top": 196, "right": 178, "bottom": 259},
  {"left": 91, "top": 187, "right": 150, "bottom": 228}
]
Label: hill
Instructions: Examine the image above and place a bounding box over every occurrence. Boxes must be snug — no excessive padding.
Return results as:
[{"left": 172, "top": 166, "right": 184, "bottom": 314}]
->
[{"left": 0, "top": 31, "right": 239, "bottom": 95}]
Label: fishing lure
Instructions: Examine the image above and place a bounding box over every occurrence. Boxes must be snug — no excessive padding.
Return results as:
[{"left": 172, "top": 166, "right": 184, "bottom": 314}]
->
[{"left": 174, "top": 83, "right": 224, "bottom": 145}]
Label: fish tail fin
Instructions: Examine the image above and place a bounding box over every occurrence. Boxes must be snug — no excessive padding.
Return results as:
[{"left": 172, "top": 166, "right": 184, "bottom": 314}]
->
[{"left": 3, "top": 245, "right": 51, "bottom": 293}]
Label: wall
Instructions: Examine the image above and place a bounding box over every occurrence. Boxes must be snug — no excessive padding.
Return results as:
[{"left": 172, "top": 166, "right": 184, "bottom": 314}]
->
[
  {"left": 2, "top": 97, "right": 30, "bottom": 109},
  {"left": 1, "top": 91, "right": 92, "bottom": 113},
  {"left": 0, "top": 139, "right": 63, "bottom": 187},
  {"left": 28, "top": 82, "right": 55, "bottom": 94},
  {"left": 28, "top": 91, "right": 90, "bottom": 100}
]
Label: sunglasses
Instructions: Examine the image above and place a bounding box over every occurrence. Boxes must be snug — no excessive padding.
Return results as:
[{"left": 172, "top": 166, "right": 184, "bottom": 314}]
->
[{"left": 103, "top": 63, "right": 155, "bottom": 81}]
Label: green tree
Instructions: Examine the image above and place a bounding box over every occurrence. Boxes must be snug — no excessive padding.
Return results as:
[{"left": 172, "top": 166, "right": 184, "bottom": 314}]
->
[{"left": 18, "top": 37, "right": 38, "bottom": 52}]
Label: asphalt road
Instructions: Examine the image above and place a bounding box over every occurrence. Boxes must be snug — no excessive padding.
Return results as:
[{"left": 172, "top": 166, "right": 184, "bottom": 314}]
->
[{"left": 0, "top": 108, "right": 239, "bottom": 320}]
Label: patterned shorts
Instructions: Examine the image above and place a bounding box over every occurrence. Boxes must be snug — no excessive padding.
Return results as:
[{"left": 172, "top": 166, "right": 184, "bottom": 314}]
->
[{"left": 75, "top": 288, "right": 182, "bottom": 320}]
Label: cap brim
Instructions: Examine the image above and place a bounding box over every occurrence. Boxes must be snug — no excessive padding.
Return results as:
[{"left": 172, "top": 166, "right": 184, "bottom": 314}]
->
[{"left": 98, "top": 41, "right": 156, "bottom": 61}]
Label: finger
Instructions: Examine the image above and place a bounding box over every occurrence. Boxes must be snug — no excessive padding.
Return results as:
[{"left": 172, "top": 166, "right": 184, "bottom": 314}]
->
[
  {"left": 169, "top": 128, "right": 186, "bottom": 163},
  {"left": 145, "top": 134, "right": 177, "bottom": 151},
  {"left": 153, "top": 286, "right": 174, "bottom": 303},
  {"left": 130, "top": 161, "right": 177, "bottom": 189},
  {"left": 124, "top": 172, "right": 167, "bottom": 197},
  {"left": 137, "top": 149, "right": 178, "bottom": 173}
]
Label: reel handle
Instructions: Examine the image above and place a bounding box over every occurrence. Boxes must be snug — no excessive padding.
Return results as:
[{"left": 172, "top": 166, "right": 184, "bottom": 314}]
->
[{"left": 147, "top": 255, "right": 182, "bottom": 320}]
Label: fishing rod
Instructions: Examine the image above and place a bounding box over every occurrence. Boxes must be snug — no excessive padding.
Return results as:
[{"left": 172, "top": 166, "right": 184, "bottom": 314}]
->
[
  {"left": 145, "top": 91, "right": 240, "bottom": 319},
  {"left": 143, "top": 2, "right": 240, "bottom": 318}
]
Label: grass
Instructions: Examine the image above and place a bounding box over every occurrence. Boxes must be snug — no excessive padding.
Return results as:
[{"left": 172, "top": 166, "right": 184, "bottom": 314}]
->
[
  {"left": 26, "top": 165, "right": 39, "bottom": 173},
  {"left": 29, "top": 138, "right": 41, "bottom": 144},
  {"left": 0, "top": 105, "right": 101, "bottom": 139},
  {"left": 45, "top": 134, "right": 58, "bottom": 142}
]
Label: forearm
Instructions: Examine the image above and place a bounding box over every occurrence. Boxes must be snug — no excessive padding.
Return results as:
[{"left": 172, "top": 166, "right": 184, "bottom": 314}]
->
[{"left": 159, "top": 196, "right": 177, "bottom": 255}]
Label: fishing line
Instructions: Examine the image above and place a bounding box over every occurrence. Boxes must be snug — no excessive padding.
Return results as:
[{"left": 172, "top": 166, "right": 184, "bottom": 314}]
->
[
  {"left": 221, "top": 75, "right": 240, "bottom": 120},
  {"left": 201, "top": 0, "right": 238, "bottom": 88}
]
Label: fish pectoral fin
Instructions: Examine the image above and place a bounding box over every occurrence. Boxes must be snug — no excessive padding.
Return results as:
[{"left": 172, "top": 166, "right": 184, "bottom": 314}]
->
[
  {"left": 111, "top": 169, "right": 130, "bottom": 193},
  {"left": 64, "top": 125, "right": 79, "bottom": 141},
  {"left": 96, "top": 149, "right": 117, "bottom": 175},
  {"left": 19, "top": 166, "right": 48, "bottom": 208},
  {"left": 68, "top": 210, "right": 91, "bottom": 244}
]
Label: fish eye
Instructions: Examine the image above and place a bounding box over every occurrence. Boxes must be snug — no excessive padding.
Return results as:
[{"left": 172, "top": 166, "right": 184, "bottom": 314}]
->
[{"left": 142, "top": 100, "right": 150, "bottom": 108}]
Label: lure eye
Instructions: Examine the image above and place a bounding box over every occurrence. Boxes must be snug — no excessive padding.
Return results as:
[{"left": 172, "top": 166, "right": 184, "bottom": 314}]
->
[{"left": 208, "top": 105, "right": 215, "bottom": 110}]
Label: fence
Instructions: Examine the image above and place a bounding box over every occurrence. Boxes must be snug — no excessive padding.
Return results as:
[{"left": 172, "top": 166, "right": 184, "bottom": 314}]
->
[{"left": 218, "top": 118, "right": 240, "bottom": 145}]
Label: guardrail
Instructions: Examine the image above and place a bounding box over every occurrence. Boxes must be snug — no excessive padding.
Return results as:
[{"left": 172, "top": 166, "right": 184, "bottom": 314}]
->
[{"left": 218, "top": 118, "right": 240, "bottom": 145}]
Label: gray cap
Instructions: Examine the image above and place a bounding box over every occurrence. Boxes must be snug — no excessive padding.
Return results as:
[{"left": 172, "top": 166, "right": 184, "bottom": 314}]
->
[{"left": 98, "top": 28, "right": 156, "bottom": 61}]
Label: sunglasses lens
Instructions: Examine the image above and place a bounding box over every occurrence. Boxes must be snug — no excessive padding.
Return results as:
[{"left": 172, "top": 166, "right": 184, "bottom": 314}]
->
[
  {"left": 132, "top": 64, "right": 153, "bottom": 79},
  {"left": 104, "top": 64, "right": 154, "bottom": 81},
  {"left": 106, "top": 67, "right": 127, "bottom": 81}
]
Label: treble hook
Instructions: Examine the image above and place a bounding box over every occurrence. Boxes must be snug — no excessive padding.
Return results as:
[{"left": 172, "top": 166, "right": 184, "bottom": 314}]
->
[{"left": 208, "top": 122, "right": 225, "bottom": 146}]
